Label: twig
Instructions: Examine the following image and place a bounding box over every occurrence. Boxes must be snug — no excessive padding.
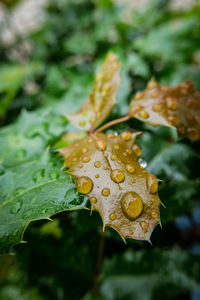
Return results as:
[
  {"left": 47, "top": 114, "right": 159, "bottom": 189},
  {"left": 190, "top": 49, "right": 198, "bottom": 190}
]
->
[{"left": 96, "top": 115, "right": 131, "bottom": 133}]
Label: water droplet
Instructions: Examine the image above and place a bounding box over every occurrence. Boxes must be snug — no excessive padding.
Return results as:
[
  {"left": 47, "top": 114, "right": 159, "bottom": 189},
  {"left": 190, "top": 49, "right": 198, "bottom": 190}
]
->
[
  {"left": 107, "top": 133, "right": 116, "bottom": 138},
  {"left": 153, "top": 104, "right": 161, "bottom": 112},
  {"left": 138, "top": 110, "right": 149, "bottom": 119},
  {"left": 10, "top": 200, "right": 22, "bottom": 214},
  {"left": 125, "top": 164, "right": 135, "bottom": 174},
  {"left": 79, "top": 120, "right": 86, "bottom": 127},
  {"left": 121, "top": 192, "right": 143, "bottom": 220},
  {"left": 121, "top": 132, "right": 131, "bottom": 141},
  {"left": 101, "top": 188, "right": 110, "bottom": 197},
  {"left": 146, "top": 174, "right": 158, "bottom": 194},
  {"left": 187, "top": 128, "right": 199, "bottom": 141},
  {"left": 104, "top": 166, "right": 108, "bottom": 170},
  {"left": 0, "top": 166, "right": 5, "bottom": 176},
  {"left": 83, "top": 156, "right": 90, "bottom": 163},
  {"left": 132, "top": 144, "right": 142, "bottom": 156},
  {"left": 114, "top": 145, "right": 119, "bottom": 150},
  {"left": 96, "top": 140, "right": 107, "bottom": 151},
  {"left": 32, "top": 169, "right": 45, "bottom": 182},
  {"left": 126, "top": 149, "right": 132, "bottom": 154},
  {"left": 89, "top": 138, "right": 93, "bottom": 143},
  {"left": 168, "top": 115, "right": 179, "bottom": 125},
  {"left": 140, "top": 221, "right": 148, "bottom": 232},
  {"left": 111, "top": 169, "right": 125, "bottom": 183},
  {"left": 23, "top": 210, "right": 32, "bottom": 220},
  {"left": 151, "top": 211, "right": 158, "bottom": 219},
  {"left": 131, "top": 179, "right": 136, "bottom": 183},
  {"left": 111, "top": 155, "right": 117, "bottom": 161},
  {"left": 49, "top": 171, "right": 59, "bottom": 180},
  {"left": 94, "top": 161, "right": 101, "bottom": 168},
  {"left": 123, "top": 152, "right": 127, "bottom": 156},
  {"left": 90, "top": 197, "right": 97, "bottom": 203},
  {"left": 166, "top": 97, "right": 177, "bottom": 110},
  {"left": 79, "top": 164, "right": 83, "bottom": 168},
  {"left": 152, "top": 198, "right": 156, "bottom": 203},
  {"left": 82, "top": 148, "right": 88, "bottom": 153},
  {"left": 109, "top": 213, "right": 116, "bottom": 221},
  {"left": 95, "top": 174, "right": 100, "bottom": 178},
  {"left": 77, "top": 176, "right": 93, "bottom": 194},
  {"left": 129, "top": 229, "right": 134, "bottom": 235}
]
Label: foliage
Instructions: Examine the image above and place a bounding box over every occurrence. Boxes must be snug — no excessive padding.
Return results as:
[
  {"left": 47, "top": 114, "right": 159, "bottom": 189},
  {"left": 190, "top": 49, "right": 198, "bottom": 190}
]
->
[{"left": 0, "top": 0, "right": 200, "bottom": 299}]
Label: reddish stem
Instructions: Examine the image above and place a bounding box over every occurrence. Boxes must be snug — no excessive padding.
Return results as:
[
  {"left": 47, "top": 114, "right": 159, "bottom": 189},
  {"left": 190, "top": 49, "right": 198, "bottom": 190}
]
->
[
  {"left": 95, "top": 115, "right": 131, "bottom": 133},
  {"left": 93, "top": 228, "right": 107, "bottom": 294}
]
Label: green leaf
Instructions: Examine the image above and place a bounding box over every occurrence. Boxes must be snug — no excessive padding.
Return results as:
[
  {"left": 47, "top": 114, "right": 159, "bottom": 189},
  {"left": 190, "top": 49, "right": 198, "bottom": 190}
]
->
[
  {"left": 100, "top": 249, "right": 200, "bottom": 300},
  {"left": 0, "top": 151, "right": 88, "bottom": 253}
]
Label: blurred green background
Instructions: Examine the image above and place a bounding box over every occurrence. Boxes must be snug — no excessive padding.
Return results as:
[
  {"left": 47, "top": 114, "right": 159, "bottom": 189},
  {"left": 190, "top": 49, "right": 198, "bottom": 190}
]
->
[{"left": 0, "top": 0, "right": 200, "bottom": 299}]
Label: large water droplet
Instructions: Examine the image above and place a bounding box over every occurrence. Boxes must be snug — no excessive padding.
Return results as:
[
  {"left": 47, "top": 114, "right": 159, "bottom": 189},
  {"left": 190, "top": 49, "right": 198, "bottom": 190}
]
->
[
  {"left": 83, "top": 156, "right": 90, "bottom": 163},
  {"left": 77, "top": 176, "right": 93, "bottom": 194},
  {"left": 111, "top": 169, "right": 125, "bottom": 183},
  {"left": 146, "top": 174, "right": 158, "bottom": 194},
  {"left": 101, "top": 188, "right": 110, "bottom": 197},
  {"left": 125, "top": 164, "right": 135, "bottom": 174},
  {"left": 10, "top": 200, "right": 22, "bottom": 214},
  {"left": 121, "top": 192, "right": 143, "bottom": 220},
  {"left": 32, "top": 169, "right": 45, "bottom": 182},
  {"left": 96, "top": 140, "right": 107, "bottom": 151},
  {"left": 153, "top": 104, "right": 161, "bottom": 112},
  {"left": 151, "top": 211, "right": 158, "bottom": 219},
  {"left": 90, "top": 197, "right": 97, "bottom": 203},
  {"left": 166, "top": 97, "right": 177, "bottom": 110},
  {"left": 111, "top": 154, "right": 117, "bottom": 161}
]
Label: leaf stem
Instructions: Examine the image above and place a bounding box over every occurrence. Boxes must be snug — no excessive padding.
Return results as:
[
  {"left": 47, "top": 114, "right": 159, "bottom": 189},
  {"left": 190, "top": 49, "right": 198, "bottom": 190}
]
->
[
  {"left": 96, "top": 115, "right": 131, "bottom": 133},
  {"left": 93, "top": 228, "right": 107, "bottom": 294}
]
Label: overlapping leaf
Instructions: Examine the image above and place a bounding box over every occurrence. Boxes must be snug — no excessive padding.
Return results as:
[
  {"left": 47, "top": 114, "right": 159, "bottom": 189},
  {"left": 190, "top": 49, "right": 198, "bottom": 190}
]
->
[
  {"left": 129, "top": 80, "right": 200, "bottom": 141},
  {"left": 67, "top": 52, "right": 120, "bottom": 131},
  {"left": 59, "top": 132, "right": 161, "bottom": 241}
]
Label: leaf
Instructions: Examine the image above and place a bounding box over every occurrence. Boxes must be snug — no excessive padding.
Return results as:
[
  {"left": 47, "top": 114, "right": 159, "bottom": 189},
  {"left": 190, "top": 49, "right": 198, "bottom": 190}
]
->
[
  {"left": 0, "top": 151, "right": 88, "bottom": 254},
  {"left": 100, "top": 249, "right": 200, "bottom": 300},
  {"left": 59, "top": 132, "right": 161, "bottom": 241},
  {"left": 67, "top": 52, "right": 121, "bottom": 131},
  {"left": 129, "top": 80, "right": 200, "bottom": 141}
]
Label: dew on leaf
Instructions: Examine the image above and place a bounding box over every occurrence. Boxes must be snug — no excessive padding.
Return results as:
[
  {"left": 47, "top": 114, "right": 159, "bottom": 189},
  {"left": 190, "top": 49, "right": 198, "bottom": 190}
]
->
[
  {"left": 10, "top": 200, "right": 22, "bottom": 214},
  {"left": 111, "top": 154, "right": 117, "bottom": 161},
  {"left": 94, "top": 161, "right": 101, "bottom": 168},
  {"left": 121, "top": 192, "right": 143, "bottom": 220},
  {"left": 140, "top": 221, "right": 148, "bottom": 232},
  {"left": 83, "top": 156, "right": 90, "bottom": 163},
  {"left": 90, "top": 197, "right": 97, "bottom": 203},
  {"left": 125, "top": 164, "right": 135, "bottom": 174},
  {"left": 76, "top": 176, "right": 93, "bottom": 194},
  {"left": 132, "top": 144, "right": 142, "bottom": 157},
  {"left": 121, "top": 132, "right": 131, "bottom": 141},
  {"left": 49, "top": 171, "right": 60, "bottom": 180},
  {"left": 138, "top": 110, "right": 149, "bottom": 119},
  {"left": 101, "top": 188, "right": 110, "bottom": 197},
  {"left": 146, "top": 174, "right": 158, "bottom": 195},
  {"left": 109, "top": 213, "right": 116, "bottom": 221},
  {"left": 32, "top": 169, "right": 45, "bottom": 182},
  {"left": 111, "top": 169, "right": 125, "bottom": 183},
  {"left": 96, "top": 139, "right": 107, "bottom": 151},
  {"left": 151, "top": 211, "right": 158, "bottom": 219}
]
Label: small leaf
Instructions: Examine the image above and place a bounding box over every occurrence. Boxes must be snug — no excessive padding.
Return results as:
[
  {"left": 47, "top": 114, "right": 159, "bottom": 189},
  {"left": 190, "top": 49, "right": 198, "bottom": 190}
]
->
[
  {"left": 59, "top": 132, "right": 161, "bottom": 241},
  {"left": 67, "top": 52, "right": 121, "bottom": 131},
  {"left": 129, "top": 80, "right": 200, "bottom": 141}
]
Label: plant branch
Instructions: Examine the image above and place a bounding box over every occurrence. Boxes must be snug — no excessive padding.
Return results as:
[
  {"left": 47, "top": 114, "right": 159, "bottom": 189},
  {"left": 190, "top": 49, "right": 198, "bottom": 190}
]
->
[
  {"left": 96, "top": 115, "right": 131, "bottom": 133},
  {"left": 93, "top": 228, "right": 107, "bottom": 294}
]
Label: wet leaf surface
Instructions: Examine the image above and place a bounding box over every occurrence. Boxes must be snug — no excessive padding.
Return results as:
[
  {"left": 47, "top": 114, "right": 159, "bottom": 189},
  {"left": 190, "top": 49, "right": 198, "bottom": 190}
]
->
[
  {"left": 67, "top": 52, "right": 120, "bottom": 131},
  {"left": 129, "top": 80, "right": 200, "bottom": 141},
  {"left": 59, "top": 132, "right": 161, "bottom": 241}
]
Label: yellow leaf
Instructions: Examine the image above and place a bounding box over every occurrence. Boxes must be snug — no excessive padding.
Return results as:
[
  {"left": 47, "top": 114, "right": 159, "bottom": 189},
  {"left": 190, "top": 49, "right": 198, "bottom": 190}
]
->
[
  {"left": 59, "top": 132, "right": 161, "bottom": 241},
  {"left": 129, "top": 80, "right": 200, "bottom": 141}
]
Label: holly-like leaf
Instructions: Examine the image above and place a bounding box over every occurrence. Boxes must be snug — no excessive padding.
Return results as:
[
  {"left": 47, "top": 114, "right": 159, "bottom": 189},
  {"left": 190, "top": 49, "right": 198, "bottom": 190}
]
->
[
  {"left": 129, "top": 80, "right": 200, "bottom": 141},
  {"left": 67, "top": 52, "right": 120, "bottom": 131},
  {"left": 0, "top": 151, "right": 88, "bottom": 254},
  {"left": 59, "top": 132, "right": 161, "bottom": 241}
]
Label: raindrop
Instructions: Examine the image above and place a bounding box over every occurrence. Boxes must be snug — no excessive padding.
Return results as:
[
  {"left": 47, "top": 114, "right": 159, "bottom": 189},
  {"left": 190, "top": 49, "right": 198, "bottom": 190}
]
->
[
  {"left": 94, "top": 161, "right": 101, "bottom": 168},
  {"left": 95, "top": 174, "right": 99, "bottom": 178},
  {"left": 121, "top": 192, "right": 143, "bottom": 220},
  {"left": 140, "top": 221, "right": 148, "bottom": 232},
  {"left": 10, "top": 200, "right": 22, "bottom": 214},
  {"left": 82, "top": 148, "right": 88, "bottom": 153},
  {"left": 76, "top": 176, "right": 93, "bottom": 194},
  {"left": 109, "top": 213, "right": 116, "bottom": 221},
  {"left": 111, "top": 169, "right": 125, "bottom": 183},
  {"left": 96, "top": 140, "right": 107, "bottom": 151},
  {"left": 32, "top": 169, "right": 45, "bottom": 182},
  {"left": 90, "top": 197, "right": 97, "bottom": 203},
  {"left": 83, "top": 156, "right": 90, "bottom": 163},
  {"left": 138, "top": 110, "right": 149, "bottom": 119},
  {"left": 151, "top": 211, "right": 158, "bottom": 219},
  {"left": 166, "top": 97, "right": 177, "bottom": 110},
  {"left": 132, "top": 144, "right": 142, "bottom": 157},
  {"left": 125, "top": 164, "right": 135, "bottom": 174},
  {"left": 111, "top": 155, "right": 117, "bottom": 161},
  {"left": 79, "top": 120, "right": 86, "bottom": 127},
  {"left": 121, "top": 132, "right": 131, "bottom": 141},
  {"left": 49, "top": 171, "right": 59, "bottom": 180},
  {"left": 101, "top": 188, "right": 110, "bottom": 197},
  {"left": 79, "top": 164, "right": 83, "bottom": 168},
  {"left": 153, "top": 104, "right": 161, "bottom": 112},
  {"left": 146, "top": 174, "right": 158, "bottom": 194}
]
